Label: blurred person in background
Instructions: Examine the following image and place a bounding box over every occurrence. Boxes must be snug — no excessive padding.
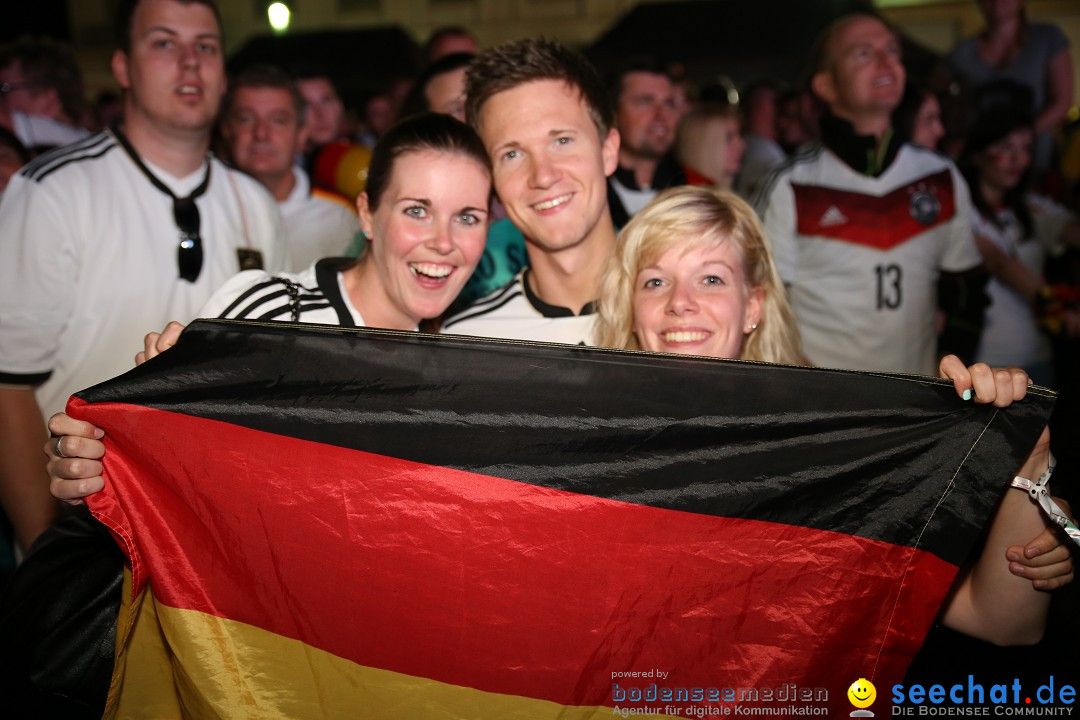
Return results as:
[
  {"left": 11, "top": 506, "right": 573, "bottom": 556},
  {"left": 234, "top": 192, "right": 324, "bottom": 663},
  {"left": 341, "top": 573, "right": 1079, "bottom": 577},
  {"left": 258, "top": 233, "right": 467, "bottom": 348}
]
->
[
  {"left": 775, "top": 86, "right": 819, "bottom": 155},
  {"left": 959, "top": 106, "right": 1080, "bottom": 386},
  {"left": 949, "top": 0, "right": 1073, "bottom": 182},
  {"left": 606, "top": 57, "right": 684, "bottom": 228},
  {"left": 894, "top": 82, "right": 945, "bottom": 152},
  {"left": 219, "top": 64, "right": 358, "bottom": 271},
  {"left": 734, "top": 81, "right": 785, "bottom": 198},
  {"left": 295, "top": 65, "right": 348, "bottom": 158},
  {"left": 424, "top": 26, "right": 478, "bottom": 64},
  {"left": 0, "top": 38, "right": 89, "bottom": 150},
  {"left": 676, "top": 103, "right": 745, "bottom": 193},
  {"left": 756, "top": 14, "right": 987, "bottom": 375},
  {"left": 0, "top": 38, "right": 86, "bottom": 130},
  {"left": 399, "top": 52, "right": 473, "bottom": 122}
]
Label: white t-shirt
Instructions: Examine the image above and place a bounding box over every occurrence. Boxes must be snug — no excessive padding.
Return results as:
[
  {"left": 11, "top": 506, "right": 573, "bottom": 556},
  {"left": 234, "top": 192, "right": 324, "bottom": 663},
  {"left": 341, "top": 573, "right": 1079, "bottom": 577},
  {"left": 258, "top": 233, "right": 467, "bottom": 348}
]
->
[
  {"left": 441, "top": 269, "right": 597, "bottom": 346},
  {"left": 757, "top": 143, "right": 980, "bottom": 375},
  {"left": 973, "top": 195, "right": 1073, "bottom": 370},
  {"left": 0, "top": 129, "right": 287, "bottom": 417},
  {"left": 279, "top": 167, "right": 359, "bottom": 272},
  {"left": 609, "top": 176, "right": 658, "bottom": 219}
]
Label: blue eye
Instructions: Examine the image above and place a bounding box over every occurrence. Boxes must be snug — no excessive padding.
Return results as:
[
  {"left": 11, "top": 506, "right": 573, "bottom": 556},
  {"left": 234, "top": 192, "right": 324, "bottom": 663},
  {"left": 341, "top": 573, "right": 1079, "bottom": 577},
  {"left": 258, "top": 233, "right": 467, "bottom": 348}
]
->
[
  {"left": 458, "top": 213, "right": 479, "bottom": 226},
  {"left": 556, "top": 137, "right": 572, "bottom": 145},
  {"left": 405, "top": 206, "right": 427, "bottom": 218},
  {"left": 703, "top": 275, "right": 724, "bottom": 286},
  {"left": 642, "top": 278, "right": 664, "bottom": 289},
  {"left": 502, "top": 149, "right": 519, "bottom": 161}
]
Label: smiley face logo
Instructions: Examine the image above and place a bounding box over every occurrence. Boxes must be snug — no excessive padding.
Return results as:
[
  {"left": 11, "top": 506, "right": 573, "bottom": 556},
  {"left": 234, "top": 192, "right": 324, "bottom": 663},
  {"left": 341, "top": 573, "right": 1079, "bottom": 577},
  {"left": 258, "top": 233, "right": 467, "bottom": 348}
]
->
[{"left": 848, "top": 678, "right": 876, "bottom": 709}]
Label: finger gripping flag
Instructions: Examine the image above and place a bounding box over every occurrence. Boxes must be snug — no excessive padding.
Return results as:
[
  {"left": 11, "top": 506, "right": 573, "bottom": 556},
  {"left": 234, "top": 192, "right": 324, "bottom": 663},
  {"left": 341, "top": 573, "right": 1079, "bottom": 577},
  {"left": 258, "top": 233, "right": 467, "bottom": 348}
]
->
[{"left": 71, "top": 320, "right": 1054, "bottom": 719}]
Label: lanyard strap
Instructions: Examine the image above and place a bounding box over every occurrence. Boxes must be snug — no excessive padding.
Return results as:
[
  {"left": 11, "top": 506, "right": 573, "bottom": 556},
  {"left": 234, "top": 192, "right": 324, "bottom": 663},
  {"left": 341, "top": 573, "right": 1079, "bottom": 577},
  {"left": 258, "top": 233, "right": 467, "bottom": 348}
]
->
[{"left": 111, "top": 124, "right": 211, "bottom": 204}]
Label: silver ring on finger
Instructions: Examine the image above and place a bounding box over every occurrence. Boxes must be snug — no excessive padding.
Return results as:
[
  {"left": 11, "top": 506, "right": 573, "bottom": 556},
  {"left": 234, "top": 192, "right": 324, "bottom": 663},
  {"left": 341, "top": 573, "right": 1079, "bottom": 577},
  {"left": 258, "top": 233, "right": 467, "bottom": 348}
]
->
[{"left": 54, "top": 436, "right": 66, "bottom": 459}]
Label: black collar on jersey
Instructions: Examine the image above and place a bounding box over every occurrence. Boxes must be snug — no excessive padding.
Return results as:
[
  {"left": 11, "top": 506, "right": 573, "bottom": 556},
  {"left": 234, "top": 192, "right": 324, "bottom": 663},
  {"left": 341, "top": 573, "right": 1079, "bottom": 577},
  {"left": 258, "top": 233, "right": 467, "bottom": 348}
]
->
[
  {"left": 609, "top": 153, "right": 686, "bottom": 192},
  {"left": 315, "top": 257, "right": 361, "bottom": 327},
  {"left": 111, "top": 124, "right": 212, "bottom": 282},
  {"left": 522, "top": 268, "right": 595, "bottom": 318},
  {"left": 819, "top": 113, "right": 900, "bottom": 178},
  {"left": 111, "top": 124, "right": 212, "bottom": 205},
  {"left": 607, "top": 153, "right": 688, "bottom": 228}
]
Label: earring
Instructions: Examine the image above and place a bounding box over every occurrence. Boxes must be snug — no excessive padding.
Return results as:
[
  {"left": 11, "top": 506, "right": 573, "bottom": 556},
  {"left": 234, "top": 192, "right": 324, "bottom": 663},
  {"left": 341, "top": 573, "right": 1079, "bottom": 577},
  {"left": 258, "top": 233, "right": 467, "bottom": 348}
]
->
[
  {"left": 747, "top": 323, "right": 758, "bottom": 332},
  {"left": 362, "top": 231, "right": 372, "bottom": 240}
]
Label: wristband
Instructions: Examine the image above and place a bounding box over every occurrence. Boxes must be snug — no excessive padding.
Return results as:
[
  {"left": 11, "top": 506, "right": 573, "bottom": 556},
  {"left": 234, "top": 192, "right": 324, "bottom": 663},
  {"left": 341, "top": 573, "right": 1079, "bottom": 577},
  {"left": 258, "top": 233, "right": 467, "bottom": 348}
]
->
[{"left": 1010, "top": 452, "right": 1080, "bottom": 548}]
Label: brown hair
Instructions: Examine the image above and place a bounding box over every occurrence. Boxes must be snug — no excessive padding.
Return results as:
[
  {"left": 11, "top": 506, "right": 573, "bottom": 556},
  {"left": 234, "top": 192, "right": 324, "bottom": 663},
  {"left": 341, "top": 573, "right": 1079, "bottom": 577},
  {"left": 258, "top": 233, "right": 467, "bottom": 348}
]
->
[
  {"left": 114, "top": 0, "right": 222, "bottom": 54},
  {"left": 223, "top": 64, "right": 305, "bottom": 123},
  {"left": 364, "top": 111, "right": 491, "bottom": 211},
  {"left": 0, "top": 38, "right": 85, "bottom": 123},
  {"left": 464, "top": 37, "right": 612, "bottom": 137}
]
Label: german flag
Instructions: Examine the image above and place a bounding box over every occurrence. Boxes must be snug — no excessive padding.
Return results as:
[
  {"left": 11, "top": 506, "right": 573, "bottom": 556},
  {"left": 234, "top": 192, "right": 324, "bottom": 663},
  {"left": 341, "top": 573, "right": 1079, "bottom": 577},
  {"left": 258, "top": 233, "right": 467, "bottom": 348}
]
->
[{"left": 71, "top": 320, "right": 1053, "bottom": 719}]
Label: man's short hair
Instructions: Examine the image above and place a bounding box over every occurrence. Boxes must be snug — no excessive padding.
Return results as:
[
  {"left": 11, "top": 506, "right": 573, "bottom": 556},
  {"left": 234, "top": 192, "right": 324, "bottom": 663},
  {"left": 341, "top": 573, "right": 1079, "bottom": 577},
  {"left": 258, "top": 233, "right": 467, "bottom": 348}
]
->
[
  {"left": 0, "top": 38, "right": 85, "bottom": 123},
  {"left": 424, "top": 26, "right": 477, "bottom": 63},
  {"left": 606, "top": 56, "right": 671, "bottom": 108},
  {"left": 465, "top": 37, "right": 612, "bottom": 137},
  {"left": 223, "top": 64, "right": 305, "bottom": 123},
  {"left": 809, "top": 12, "right": 895, "bottom": 76},
  {"left": 291, "top": 62, "right": 334, "bottom": 86},
  {"left": 114, "top": 0, "right": 223, "bottom": 54}
]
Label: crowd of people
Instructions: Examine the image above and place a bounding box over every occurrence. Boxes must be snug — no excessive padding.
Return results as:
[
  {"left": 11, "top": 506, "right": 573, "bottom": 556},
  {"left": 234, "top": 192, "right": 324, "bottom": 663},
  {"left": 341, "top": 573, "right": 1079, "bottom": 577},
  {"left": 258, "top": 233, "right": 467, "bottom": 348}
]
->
[{"left": 0, "top": 0, "right": 1078, "bottom": 710}]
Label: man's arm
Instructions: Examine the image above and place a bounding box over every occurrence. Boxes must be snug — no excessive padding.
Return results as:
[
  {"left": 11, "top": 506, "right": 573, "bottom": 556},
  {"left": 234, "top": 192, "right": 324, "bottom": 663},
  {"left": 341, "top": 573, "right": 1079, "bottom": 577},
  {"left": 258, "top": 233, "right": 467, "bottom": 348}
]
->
[{"left": 0, "top": 387, "right": 58, "bottom": 552}]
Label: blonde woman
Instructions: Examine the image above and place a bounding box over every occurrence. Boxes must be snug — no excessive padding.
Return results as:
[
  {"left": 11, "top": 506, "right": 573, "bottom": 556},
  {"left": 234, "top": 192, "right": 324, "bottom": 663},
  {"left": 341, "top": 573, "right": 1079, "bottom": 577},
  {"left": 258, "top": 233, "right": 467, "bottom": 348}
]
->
[{"left": 596, "top": 186, "right": 805, "bottom": 365}]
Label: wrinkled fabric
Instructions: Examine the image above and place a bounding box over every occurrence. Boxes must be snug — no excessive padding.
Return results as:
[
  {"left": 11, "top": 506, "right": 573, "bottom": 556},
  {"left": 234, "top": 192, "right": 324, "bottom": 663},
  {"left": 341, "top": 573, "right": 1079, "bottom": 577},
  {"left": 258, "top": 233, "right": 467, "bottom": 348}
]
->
[{"left": 70, "top": 320, "right": 1053, "bottom": 719}]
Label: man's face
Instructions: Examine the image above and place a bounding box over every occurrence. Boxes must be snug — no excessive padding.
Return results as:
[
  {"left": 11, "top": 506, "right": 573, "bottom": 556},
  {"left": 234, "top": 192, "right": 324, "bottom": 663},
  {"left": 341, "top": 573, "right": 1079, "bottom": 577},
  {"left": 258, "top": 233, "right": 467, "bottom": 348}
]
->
[
  {"left": 615, "top": 71, "right": 677, "bottom": 161},
  {"left": 221, "top": 86, "right": 305, "bottom": 187},
  {"left": 425, "top": 66, "right": 467, "bottom": 122},
  {"left": 297, "top": 77, "right": 344, "bottom": 146},
  {"left": 0, "top": 61, "right": 59, "bottom": 119},
  {"left": 477, "top": 79, "right": 618, "bottom": 254},
  {"left": 813, "top": 16, "right": 904, "bottom": 120},
  {"left": 111, "top": 0, "right": 226, "bottom": 137}
]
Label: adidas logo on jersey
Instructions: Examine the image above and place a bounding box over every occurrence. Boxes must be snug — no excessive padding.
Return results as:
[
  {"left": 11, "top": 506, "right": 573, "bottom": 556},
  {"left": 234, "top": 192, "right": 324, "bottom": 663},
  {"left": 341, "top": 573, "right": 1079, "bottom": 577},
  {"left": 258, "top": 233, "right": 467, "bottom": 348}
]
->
[{"left": 819, "top": 205, "right": 848, "bottom": 227}]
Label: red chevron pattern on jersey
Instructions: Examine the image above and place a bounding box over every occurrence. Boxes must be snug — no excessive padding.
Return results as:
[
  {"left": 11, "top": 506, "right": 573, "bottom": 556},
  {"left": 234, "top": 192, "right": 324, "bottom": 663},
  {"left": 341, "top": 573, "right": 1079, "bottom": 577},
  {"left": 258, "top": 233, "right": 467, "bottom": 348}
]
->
[{"left": 792, "top": 169, "right": 956, "bottom": 250}]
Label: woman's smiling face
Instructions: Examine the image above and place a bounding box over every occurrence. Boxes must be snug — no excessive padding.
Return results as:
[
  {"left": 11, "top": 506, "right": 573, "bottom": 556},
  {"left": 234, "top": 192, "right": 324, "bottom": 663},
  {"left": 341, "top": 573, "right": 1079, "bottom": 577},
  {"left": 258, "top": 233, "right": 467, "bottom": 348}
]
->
[
  {"left": 632, "top": 237, "right": 763, "bottom": 359},
  {"left": 358, "top": 149, "right": 491, "bottom": 328}
]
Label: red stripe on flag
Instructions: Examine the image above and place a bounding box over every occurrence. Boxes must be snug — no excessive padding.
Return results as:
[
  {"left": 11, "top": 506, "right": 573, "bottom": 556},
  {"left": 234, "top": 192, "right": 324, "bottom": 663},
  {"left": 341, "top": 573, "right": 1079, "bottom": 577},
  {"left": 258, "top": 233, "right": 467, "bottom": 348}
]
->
[
  {"left": 78, "top": 399, "right": 957, "bottom": 711},
  {"left": 793, "top": 169, "right": 956, "bottom": 249}
]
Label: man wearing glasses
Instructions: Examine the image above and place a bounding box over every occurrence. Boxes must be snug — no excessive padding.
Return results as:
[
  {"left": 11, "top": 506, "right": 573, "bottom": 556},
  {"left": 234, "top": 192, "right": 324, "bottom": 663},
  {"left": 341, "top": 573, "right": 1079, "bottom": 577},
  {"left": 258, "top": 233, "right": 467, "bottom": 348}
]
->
[
  {"left": 0, "top": 39, "right": 90, "bottom": 150},
  {"left": 0, "top": 0, "right": 286, "bottom": 555}
]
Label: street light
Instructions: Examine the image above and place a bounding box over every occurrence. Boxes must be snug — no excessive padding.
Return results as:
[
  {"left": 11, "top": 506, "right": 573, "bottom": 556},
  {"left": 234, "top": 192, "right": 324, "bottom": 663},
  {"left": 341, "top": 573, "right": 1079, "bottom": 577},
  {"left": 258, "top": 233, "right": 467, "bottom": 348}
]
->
[{"left": 268, "top": 2, "right": 291, "bottom": 33}]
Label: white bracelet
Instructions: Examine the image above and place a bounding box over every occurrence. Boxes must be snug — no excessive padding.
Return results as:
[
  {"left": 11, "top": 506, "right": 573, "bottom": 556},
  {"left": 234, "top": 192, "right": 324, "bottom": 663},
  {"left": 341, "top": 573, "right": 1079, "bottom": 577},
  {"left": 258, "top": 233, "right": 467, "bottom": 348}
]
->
[{"left": 1010, "top": 452, "right": 1080, "bottom": 547}]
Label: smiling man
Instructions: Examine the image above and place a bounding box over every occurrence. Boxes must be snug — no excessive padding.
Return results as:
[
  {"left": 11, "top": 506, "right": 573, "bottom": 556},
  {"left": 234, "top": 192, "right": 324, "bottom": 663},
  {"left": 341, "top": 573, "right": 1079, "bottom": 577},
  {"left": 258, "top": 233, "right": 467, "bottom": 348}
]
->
[
  {"left": 220, "top": 64, "right": 358, "bottom": 270},
  {"left": 605, "top": 58, "right": 685, "bottom": 228},
  {"left": 441, "top": 38, "right": 619, "bottom": 344},
  {"left": 0, "top": 0, "right": 285, "bottom": 553},
  {"left": 755, "top": 14, "right": 984, "bottom": 375}
]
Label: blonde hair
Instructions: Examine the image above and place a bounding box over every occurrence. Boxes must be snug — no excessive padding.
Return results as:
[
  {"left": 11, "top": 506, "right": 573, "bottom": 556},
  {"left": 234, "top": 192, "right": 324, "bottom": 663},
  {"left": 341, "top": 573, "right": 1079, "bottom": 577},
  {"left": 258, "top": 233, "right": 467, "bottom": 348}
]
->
[
  {"left": 596, "top": 186, "right": 806, "bottom": 365},
  {"left": 675, "top": 103, "right": 740, "bottom": 190}
]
